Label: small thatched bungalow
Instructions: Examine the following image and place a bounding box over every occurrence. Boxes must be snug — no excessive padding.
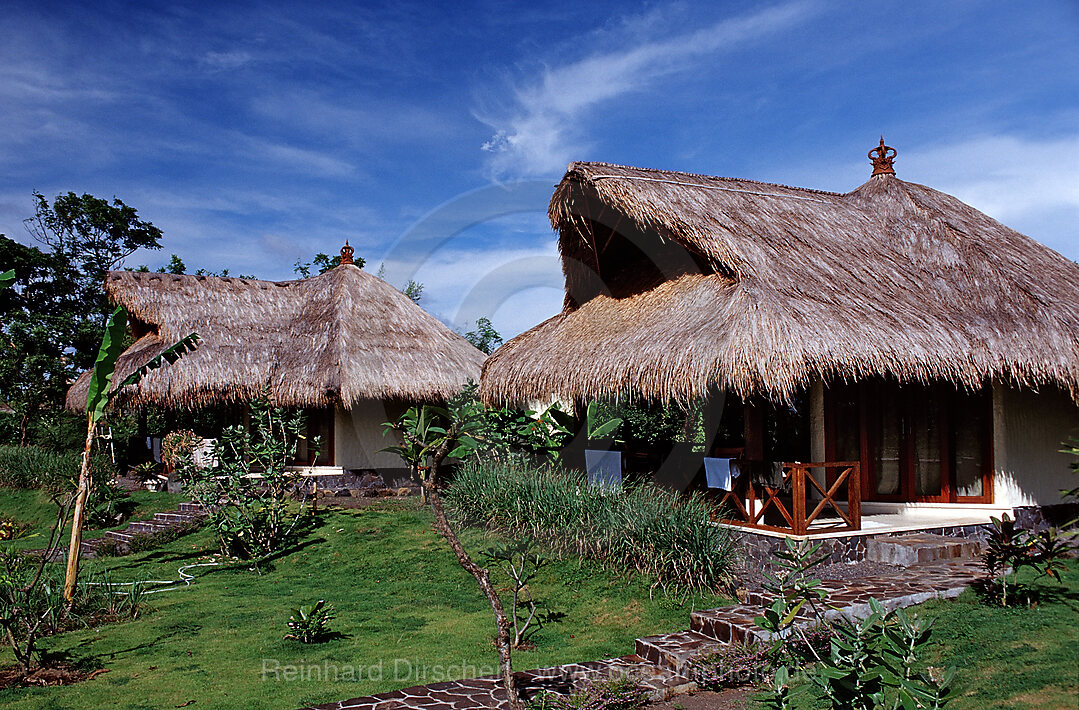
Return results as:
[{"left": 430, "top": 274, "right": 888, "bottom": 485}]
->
[
  {"left": 67, "top": 245, "right": 486, "bottom": 478},
  {"left": 482, "top": 141, "right": 1079, "bottom": 529}
]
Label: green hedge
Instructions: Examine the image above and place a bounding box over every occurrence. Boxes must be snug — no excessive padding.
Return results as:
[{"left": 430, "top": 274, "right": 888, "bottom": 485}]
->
[{"left": 445, "top": 462, "right": 738, "bottom": 593}]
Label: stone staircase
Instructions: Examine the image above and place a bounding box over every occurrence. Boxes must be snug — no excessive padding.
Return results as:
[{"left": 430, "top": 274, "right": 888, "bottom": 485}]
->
[
  {"left": 628, "top": 558, "right": 983, "bottom": 683},
  {"left": 82, "top": 501, "right": 206, "bottom": 556},
  {"left": 305, "top": 558, "right": 986, "bottom": 709}
]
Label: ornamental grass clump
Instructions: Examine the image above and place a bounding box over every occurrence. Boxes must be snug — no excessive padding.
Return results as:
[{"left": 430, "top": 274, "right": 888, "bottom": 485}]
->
[{"left": 445, "top": 461, "right": 737, "bottom": 592}]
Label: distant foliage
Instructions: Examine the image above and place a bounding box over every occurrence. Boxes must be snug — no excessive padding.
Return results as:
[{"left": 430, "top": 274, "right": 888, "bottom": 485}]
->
[
  {"left": 462, "top": 317, "right": 503, "bottom": 354},
  {"left": 445, "top": 461, "right": 737, "bottom": 593}
]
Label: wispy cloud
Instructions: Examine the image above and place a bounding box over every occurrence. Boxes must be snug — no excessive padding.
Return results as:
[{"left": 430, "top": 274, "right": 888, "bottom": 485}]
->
[
  {"left": 476, "top": 1, "right": 816, "bottom": 179},
  {"left": 200, "top": 50, "right": 254, "bottom": 72}
]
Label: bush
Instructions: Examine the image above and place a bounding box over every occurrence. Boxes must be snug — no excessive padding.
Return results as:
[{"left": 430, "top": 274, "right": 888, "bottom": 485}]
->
[
  {"left": 445, "top": 462, "right": 737, "bottom": 592},
  {"left": 176, "top": 393, "right": 315, "bottom": 559},
  {"left": 691, "top": 639, "right": 775, "bottom": 689},
  {"left": 529, "top": 676, "right": 649, "bottom": 710}
]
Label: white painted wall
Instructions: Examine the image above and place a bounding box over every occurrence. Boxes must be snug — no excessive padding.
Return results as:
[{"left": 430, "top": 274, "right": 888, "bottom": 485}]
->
[
  {"left": 334, "top": 400, "right": 408, "bottom": 471},
  {"left": 993, "top": 382, "right": 1079, "bottom": 507}
]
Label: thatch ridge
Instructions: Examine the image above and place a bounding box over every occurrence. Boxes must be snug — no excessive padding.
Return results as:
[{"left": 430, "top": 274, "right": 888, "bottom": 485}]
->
[
  {"left": 482, "top": 160, "right": 1079, "bottom": 405},
  {"left": 67, "top": 265, "right": 486, "bottom": 411}
]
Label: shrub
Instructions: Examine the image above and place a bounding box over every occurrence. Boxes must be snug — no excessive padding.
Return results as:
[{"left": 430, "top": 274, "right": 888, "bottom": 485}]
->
[
  {"left": 445, "top": 461, "right": 737, "bottom": 592},
  {"left": 175, "top": 393, "right": 316, "bottom": 560},
  {"left": 126, "top": 520, "right": 201, "bottom": 553},
  {"left": 982, "top": 513, "right": 1072, "bottom": 607},
  {"left": 284, "top": 600, "right": 335, "bottom": 643},
  {"left": 0, "top": 516, "right": 30, "bottom": 540},
  {"left": 528, "top": 676, "right": 649, "bottom": 710},
  {"left": 691, "top": 639, "right": 774, "bottom": 689}
]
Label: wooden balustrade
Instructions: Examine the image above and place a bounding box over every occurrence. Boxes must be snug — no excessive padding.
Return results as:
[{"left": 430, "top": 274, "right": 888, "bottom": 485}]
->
[{"left": 716, "top": 461, "right": 861, "bottom": 535}]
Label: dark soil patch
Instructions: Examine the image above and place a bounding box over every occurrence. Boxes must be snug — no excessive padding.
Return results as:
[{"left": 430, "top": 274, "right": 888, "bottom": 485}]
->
[
  {"left": 0, "top": 664, "right": 108, "bottom": 689},
  {"left": 648, "top": 688, "right": 752, "bottom": 709}
]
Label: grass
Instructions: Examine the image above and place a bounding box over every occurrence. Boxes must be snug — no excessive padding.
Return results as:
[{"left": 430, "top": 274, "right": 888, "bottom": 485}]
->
[
  {"left": 774, "top": 567, "right": 1079, "bottom": 710},
  {"left": 0, "top": 495, "right": 731, "bottom": 710},
  {"left": 0, "top": 487, "right": 187, "bottom": 552},
  {"left": 918, "top": 568, "right": 1079, "bottom": 710},
  {"left": 4, "top": 485, "right": 1075, "bottom": 710}
]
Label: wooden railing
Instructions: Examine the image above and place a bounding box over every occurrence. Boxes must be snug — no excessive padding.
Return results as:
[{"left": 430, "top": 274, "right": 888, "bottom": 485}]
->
[{"left": 716, "top": 461, "right": 861, "bottom": 535}]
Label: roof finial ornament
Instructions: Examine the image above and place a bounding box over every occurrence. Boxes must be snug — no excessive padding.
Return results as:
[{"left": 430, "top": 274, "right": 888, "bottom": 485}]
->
[
  {"left": 869, "top": 136, "right": 897, "bottom": 176},
  {"left": 340, "top": 240, "right": 355, "bottom": 265}
]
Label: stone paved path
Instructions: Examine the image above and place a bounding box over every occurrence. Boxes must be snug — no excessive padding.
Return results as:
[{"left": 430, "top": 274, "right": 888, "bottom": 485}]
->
[{"left": 302, "top": 558, "right": 984, "bottom": 710}]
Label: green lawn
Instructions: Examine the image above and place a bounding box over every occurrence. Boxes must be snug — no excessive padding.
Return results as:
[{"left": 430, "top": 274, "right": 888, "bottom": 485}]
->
[
  {"left": 918, "top": 569, "right": 1079, "bottom": 710},
  {"left": 0, "top": 495, "right": 731, "bottom": 710},
  {"left": 3, "top": 489, "right": 1076, "bottom": 710},
  {"left": 777, "top": 569, "right": 1079, "bottom": 710},
  {"left": 0, "top": 487, "right": 187, "bottom": 552}
]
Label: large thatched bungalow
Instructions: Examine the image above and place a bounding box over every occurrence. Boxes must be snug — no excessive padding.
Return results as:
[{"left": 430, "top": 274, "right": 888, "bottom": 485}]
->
[
  {"left": 67, "top": 245, "right": 486, "bottom": 478},
  {"left": 482, "top": 141, "right": 1079, "bottom": 532}
]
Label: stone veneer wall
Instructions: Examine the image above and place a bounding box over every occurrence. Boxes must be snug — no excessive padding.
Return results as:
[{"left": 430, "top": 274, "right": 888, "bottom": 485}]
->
[{"left": 732, "top": 523, "right": 991, "bottom": 573}]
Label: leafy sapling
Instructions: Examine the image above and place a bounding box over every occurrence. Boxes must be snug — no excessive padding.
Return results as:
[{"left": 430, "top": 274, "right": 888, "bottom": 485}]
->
[{"left": 284, "top": 600, "right": 336, "bottom": 643}]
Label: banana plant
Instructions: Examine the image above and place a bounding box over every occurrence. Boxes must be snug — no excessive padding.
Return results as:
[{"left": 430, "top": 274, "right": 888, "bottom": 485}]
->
[
  {"left": 63, "top": 306, "right": 198, "bottom": 600},
  {"left": 0, "top": 269, "right": 14, "bottom": 289}
]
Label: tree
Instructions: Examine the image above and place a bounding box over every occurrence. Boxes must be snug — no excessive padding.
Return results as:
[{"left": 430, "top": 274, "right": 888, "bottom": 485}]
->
[
  {"left": 384, "top": 401, "right": 524, "bottom": 710},
  {"left": 403, "top": 279, "right": 423, "bottom": 304},
  {"left": 0, "top": 237, "right": 88, "bottom": 444},
  {"left": 22, "top": 192, "right": 163, "bottom": 373},
  {"left": 462, "top": 317, "right": 503, "bottom": 354},
  {"left": 24, "top": 191, "right": 162, "bottom": 282}
]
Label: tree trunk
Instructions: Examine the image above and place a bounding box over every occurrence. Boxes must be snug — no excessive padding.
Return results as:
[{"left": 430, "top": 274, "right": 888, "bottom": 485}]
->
[
  {"left": 424, "top": 473, "right": 522, "bottom": 710},
  {"left": 64, "top": 413, "right": 95, "bottom": 601}
]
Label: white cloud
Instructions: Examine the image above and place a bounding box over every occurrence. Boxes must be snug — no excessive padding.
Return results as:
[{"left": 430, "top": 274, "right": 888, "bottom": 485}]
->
[
  {"left": 476, "top": 1, "right": 815, "bottom": 179},
  {"left": 901, "top": 134, "right": 1079, "bottom": 223},
  {"left": 381, "top": 234, "right": 563, "bottom": 339}
]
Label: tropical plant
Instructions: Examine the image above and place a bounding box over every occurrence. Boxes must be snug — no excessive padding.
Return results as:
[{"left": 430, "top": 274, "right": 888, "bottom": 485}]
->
[
  {"left": 445, "top": 461, "right": 737, "bottom": 592},
  {"left": 175, "top": 392, "right": 314, "bottom": 560},
  {"left": 981, "top": 513, "right": 1071, "bottom": 607},
  {"left": 64, "top": 305, "right": 198, "bottom": 599},
  {"left": 284, "top": 599, "right": 336, "bottom": 643},
  {"left": 482, "top": 539, "right": 565, "bottom": 648},
  {"left": 0, "top": 491, "right": 75, "bottom": 675},
  {"left": 751, "top": 541, "right": 955, "bottom": 710}
]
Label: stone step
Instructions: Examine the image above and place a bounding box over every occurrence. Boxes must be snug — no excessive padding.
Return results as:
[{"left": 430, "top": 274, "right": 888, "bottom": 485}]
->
[
  {"left": 104, "top": 530, "right": 136, "bottom": 543},
  {"left": 690, "top": 604, "right": 770, "bottom": 644},
  {"left": 635, "top": 630, "right": 724, "bottom": 674},
  {"left": 127, "top": 520, "right": 175, "bottom": 535},
  {"left": 177, "top": 501, "right": 205, "bottom": 514},
  {"left": 866, "top": 534, "right": 983, "bottom": 567},
  {"left": 152, "top": 511, "right": 201, "bottom": 524}
]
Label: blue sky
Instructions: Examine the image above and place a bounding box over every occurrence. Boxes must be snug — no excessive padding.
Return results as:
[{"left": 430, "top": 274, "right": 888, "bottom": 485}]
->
[{"left": 2, "top": 1, "right": 1077, "bottom": 339}]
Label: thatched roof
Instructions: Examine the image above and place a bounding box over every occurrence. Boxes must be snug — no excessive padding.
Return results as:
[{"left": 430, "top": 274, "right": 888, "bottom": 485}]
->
[
  {"left": 481, "top": 148, "right": 1079, "bottom": 406},
  {"left": 67, "top": 262, "right": 486, "bottom": 411}
]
